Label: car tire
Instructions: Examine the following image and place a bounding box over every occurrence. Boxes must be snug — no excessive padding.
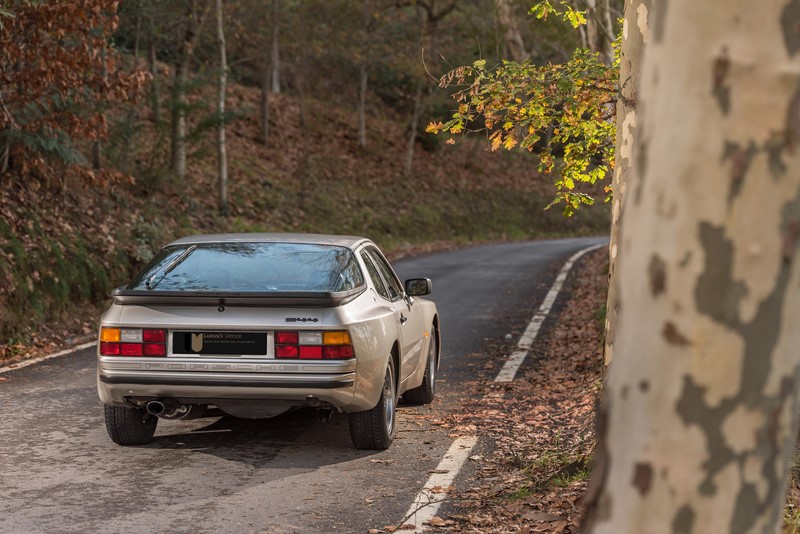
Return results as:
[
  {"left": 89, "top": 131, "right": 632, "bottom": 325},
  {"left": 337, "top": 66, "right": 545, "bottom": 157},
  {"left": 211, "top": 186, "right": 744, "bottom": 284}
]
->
[
  {"left": 104, "top": 405, "right": 158, "bottom": 446},
  {"left": 349, "top": 358, "right": 397, "bottom": 450},
  {"left": 403, "top": 329, "right": 437, "bottom": 405}
]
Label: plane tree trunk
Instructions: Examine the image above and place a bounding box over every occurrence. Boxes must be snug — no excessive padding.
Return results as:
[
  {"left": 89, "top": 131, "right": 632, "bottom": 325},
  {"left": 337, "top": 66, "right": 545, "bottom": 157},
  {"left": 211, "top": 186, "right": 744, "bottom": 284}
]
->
[
  {"left": 604, "top": 0, "right": 650, "bottom": 366},
  {"left": 584, "top": 1, "right": 800, "bottom": 532}
]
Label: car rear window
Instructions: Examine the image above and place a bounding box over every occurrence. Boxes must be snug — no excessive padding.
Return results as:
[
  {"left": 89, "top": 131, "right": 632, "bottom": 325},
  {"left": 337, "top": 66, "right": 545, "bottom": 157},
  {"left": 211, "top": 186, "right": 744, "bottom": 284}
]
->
[{"left": 127, "top": 242, "right": 364, "bottom": 293}]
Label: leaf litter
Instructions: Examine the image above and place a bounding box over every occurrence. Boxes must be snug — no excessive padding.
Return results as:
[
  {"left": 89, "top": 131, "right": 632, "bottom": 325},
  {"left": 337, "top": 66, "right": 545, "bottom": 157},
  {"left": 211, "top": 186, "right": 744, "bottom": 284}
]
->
[{"left": 418, "top": 249, "right": 608, "bottom": 533}]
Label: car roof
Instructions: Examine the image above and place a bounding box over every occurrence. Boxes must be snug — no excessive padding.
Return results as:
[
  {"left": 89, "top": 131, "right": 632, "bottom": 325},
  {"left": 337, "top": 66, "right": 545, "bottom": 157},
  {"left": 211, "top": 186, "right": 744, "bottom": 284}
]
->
[{"left": 168, "top": 233, "right": 372, "bottom": 250}]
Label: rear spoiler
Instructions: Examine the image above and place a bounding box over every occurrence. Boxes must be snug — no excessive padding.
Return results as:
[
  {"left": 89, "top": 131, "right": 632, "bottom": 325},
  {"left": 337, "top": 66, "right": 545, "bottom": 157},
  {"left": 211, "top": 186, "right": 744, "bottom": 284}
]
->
[{"left": 111, "top": 286, "right": 367, "bottom": 307}]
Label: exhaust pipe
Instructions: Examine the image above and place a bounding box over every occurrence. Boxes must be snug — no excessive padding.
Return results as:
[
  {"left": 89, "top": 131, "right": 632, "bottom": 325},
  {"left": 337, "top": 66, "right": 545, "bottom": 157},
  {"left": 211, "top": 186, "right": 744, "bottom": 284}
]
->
[
  {"left": 146, "top": 400, "right": 166, "bottom": 416},
  {"left": 145, "top": 399, "right": 197, "bottom": 419}
]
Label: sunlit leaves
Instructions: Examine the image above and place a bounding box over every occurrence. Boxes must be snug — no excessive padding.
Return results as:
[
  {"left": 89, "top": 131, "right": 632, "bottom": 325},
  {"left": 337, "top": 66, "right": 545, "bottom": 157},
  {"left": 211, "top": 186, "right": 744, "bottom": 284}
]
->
[
  {"left": 530, "top": 1, "right": 587, "bottom": 29},
  {"left": 430, "top": 47, "right": 617, "bottom": 216}
]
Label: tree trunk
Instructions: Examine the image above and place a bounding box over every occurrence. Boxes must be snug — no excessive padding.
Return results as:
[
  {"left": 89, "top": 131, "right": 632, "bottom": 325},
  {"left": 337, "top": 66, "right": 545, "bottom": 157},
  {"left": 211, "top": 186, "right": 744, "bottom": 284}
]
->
[
  {"left": 270, "top": 0, "right": 281, "bottom": 94},
  {"left": 404, "top": 78, "right": 424, "bottom": 176},
  {"left": 585, "top": 0, "right": 614, "bottom": 64},
  {"left": 357, "top": 0, "right": 372, "bottom": 149},
  {"left": 259, "top": 54, "right": 270, "bottom": 143},
  {"left": 215, "top": 0, "right": 228, "bottom": 216},
  {"left": 604, "top": 0, "right": 650, "bottom": 366},
  {"left": 170, "top": 0, "right": 207, "bottom": 180},
  {"left": 92, "top": 47, "right": 107, "bottom": 171},
  {"left": 494, "top": 0, "right": 528, "bottom": 62},
  {"left": 584, "top": 1, "right": 800, "bottom": 532},
  {"left": 149, "top": 37, "right": 161, "bottom": 125}
]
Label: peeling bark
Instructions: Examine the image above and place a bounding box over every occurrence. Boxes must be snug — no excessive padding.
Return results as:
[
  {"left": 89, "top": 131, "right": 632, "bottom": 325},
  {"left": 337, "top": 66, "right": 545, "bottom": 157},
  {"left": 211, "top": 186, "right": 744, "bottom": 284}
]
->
[
  {"left": 588, "top": 1, "right": 800, "bottom": 532},
  {"left": 604, "top": 0, "right": 650, "bottom": 366}
]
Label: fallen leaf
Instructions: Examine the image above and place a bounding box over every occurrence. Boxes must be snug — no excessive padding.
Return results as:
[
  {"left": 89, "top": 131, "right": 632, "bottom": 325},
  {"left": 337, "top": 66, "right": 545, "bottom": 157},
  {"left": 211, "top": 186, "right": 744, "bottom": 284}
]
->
[
  {"left": 523, "top": 512, "right": 563, "bottom": 522},
  {"left": 427, "top": 516, "right": 455, "bottom": 527}
]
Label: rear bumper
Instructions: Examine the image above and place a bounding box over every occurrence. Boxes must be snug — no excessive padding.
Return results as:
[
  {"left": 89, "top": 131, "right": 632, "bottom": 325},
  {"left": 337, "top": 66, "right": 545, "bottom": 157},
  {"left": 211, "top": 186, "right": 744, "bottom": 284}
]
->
[{"left": 97, "top": 356, "right": 371, "bottom": 412}]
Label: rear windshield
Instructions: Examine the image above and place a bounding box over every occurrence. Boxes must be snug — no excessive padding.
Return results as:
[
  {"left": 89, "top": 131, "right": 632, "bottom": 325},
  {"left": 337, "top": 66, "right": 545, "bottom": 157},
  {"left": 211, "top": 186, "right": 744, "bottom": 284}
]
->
[{"left": 127, "top": 242, "right": 365, "bottom": 293}]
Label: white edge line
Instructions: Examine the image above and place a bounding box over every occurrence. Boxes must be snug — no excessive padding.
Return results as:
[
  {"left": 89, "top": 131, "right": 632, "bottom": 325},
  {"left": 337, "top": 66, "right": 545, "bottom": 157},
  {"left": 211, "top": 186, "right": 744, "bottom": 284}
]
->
[
  {"left": 401, "top": 242, "right": 606, "bottom": 531},
  {"left": 0, "top": 340, "right": 96, "bottom": 375},
  {"left": 495, "top": 243, "right": 605, "bottom": 383},
  {"left": 402, "top": 435, "right": 479, "bottom": 531}
]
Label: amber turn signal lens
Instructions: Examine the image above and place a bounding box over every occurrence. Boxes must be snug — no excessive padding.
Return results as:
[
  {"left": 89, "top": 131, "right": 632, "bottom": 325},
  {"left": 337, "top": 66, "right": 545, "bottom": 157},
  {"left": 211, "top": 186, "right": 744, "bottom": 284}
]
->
[
  {"left": 100, "top": 327, "right": 121, "bottom": 342},
  {"left": 323, "top": 331, "right": 351, "bottom": 345}
]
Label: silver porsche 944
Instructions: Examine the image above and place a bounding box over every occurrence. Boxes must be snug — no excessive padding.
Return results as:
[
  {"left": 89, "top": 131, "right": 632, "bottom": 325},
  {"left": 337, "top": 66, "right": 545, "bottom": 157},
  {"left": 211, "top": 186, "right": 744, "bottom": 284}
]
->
[{"left": 97, "top": 233, "right": 439, "bottom": 450}]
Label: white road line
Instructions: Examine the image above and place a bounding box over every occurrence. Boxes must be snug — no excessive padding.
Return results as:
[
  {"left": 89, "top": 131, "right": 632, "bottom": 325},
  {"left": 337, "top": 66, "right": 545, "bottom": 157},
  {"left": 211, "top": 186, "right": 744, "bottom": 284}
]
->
[
  {"left": 401, "top": 242, "right": 605, "bottom": 531},
  {"left": 401, "top": 435, "right": 478, "bottom": 531},
  {"left": 0, "top": 340, "right": 96, "bottom": 375},
  {"left": 495, "top": 243, "right": 605, "bottom": 382}
]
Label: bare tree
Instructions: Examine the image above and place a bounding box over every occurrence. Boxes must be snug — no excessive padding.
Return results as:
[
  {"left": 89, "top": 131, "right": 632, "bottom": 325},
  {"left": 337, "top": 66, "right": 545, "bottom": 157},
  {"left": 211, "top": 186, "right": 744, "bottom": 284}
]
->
[
  {"left": 215, "top": 0, "right": 228, "bottom": 215},
  {"left": 358, "top": 0, "right": 375, "bottom": 149},
  {"left": 270, "top": 0, "right": 281, "bottom": 94},
  {"left": 171, "top": 0, "right": 210, "bottom": 180},
  {"left": 399, "top": 0, "right": 457, "bottom": 176},
  {"left": 494, "top": 0, "right": 529, "bottom": 62}
]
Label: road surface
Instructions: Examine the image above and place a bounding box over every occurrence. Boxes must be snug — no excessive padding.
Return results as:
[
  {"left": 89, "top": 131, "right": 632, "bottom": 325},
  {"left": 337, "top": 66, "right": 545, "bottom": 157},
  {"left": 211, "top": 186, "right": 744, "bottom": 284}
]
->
[{"left": 0, "top": 236, "right": 605, "bottom": 533}]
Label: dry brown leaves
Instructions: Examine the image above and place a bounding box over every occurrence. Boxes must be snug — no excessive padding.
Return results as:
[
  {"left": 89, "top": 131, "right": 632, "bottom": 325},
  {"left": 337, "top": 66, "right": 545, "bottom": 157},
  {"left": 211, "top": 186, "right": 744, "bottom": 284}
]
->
[{"left": 428, "top": 249, "right": 609, "bottom": 533}]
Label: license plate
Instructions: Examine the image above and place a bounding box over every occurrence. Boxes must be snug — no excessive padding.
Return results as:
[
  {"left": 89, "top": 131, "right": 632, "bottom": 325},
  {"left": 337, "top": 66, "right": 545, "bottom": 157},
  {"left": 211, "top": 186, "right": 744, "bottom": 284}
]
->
[{"left": 172, "top": 331, "right": 267, "bottom": 355}]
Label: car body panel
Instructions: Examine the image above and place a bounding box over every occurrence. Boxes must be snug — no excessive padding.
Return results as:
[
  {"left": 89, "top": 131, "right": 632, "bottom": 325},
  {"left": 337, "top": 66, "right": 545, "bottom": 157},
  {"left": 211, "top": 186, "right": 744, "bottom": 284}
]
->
[{"left": 97, "top": 233, "right": 439, "bottom": 418}]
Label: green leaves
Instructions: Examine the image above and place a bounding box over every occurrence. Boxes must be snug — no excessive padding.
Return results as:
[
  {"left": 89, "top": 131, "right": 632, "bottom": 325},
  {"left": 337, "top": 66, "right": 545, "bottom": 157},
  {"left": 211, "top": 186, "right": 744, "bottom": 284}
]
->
[{"left": 430, "top": 47, "right": 617, "bottom": 216}]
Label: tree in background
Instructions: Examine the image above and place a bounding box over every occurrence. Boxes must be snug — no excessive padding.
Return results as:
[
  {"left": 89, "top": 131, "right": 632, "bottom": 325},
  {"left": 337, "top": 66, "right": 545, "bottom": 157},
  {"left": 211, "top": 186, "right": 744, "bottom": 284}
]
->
[
  {"left": 428, "top": 1, "right": 618, "bottom": 215},
  {"left": 584, "top": 0, "right": 800, "bottom": 530},
  {"left": 170, "top": 0, "right": 210, "bottom": 180},
  {"left": 397, "top": 0, "right": 458, "bottom": 176},
  {"left": 215, "top": 0, "right": 229, "bottom": 215},
  {"left": 0, "top": 1, "right": 146, "bottom": 184}
]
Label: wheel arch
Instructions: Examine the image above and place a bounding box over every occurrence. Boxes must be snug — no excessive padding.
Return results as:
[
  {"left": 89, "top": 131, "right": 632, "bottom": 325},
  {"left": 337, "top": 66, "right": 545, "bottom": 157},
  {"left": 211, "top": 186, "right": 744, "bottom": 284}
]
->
[
  {"left": 390, "top": 340, "right": 401, "bottom": 391},
  {"left": 432, "top": 314, "right": 441, "bottom": 368}
]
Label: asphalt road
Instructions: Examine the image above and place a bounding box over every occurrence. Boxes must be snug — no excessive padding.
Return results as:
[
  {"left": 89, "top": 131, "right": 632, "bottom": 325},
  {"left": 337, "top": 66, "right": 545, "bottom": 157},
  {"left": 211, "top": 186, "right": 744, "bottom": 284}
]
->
[{"left": 0, "top": 236, "right": 606, "bottom": 534}]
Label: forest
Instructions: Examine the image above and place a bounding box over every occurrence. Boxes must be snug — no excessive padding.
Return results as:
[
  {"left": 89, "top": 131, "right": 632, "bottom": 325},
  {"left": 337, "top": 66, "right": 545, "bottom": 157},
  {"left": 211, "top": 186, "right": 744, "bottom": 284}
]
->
[
  {"left": 0, "top": 0, "right": 613, "bottom": 349},
  {"left": 3, "top": 1, "right": 800, "bottom": 533}
]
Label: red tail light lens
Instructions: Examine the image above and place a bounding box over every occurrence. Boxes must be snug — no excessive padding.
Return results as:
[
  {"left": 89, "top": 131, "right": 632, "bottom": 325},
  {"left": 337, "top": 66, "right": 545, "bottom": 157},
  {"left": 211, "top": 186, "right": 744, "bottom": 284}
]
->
[
  {"left": 276, "top": 344, "right": 299, "bottom": 358},
  {"left": 121, "top": 343, "right": 144, "bottom": 356},
  {"left": 100, "top": 342, "right": 121, "bottom": 355},
  {"left": 143, "top": 329, "right": 166, "bottom": 342},
  {"left": 299, "top": 346, "right": 323, "bottom": 359},
  {"left": 276, "top": 332, "right": 298, "bottom": 344},
  {"left": 323, "top": 345, "right": 354, "bottom": 359},
  {"left": 144, "top": 343, "right": 167, "bottom": 356}
]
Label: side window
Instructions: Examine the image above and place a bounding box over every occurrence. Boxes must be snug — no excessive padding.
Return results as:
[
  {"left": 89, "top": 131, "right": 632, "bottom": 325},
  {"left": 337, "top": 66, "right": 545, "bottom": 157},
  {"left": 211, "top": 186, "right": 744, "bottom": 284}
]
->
[
  {"left": 367, "top": 249, "right": 403, "bottom": 301},
  {"left": 361, "top": 252, "right": 389, "bottom": 299},
  {"left": 337, "top": 254, "right": 365, "bottom": 291}
]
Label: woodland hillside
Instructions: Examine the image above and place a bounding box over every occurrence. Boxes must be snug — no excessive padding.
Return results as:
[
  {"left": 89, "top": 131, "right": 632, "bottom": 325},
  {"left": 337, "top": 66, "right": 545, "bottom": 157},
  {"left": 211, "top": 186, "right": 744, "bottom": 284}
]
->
[{"left": 0, "top": 1, "right": 612, "bottom": 357}]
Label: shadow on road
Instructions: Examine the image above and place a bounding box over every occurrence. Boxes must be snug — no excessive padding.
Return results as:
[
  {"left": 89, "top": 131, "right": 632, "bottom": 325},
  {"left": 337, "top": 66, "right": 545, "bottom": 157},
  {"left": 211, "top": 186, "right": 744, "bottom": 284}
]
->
[{"left": 144, "top": 408, "right": 384, "bottom": 468}]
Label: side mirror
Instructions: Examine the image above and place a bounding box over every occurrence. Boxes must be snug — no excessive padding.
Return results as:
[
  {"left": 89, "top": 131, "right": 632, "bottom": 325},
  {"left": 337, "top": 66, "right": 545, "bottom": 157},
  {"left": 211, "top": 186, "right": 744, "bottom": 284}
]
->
[{"left": 404, "top": 278, "right": 432, "bottom": 297}]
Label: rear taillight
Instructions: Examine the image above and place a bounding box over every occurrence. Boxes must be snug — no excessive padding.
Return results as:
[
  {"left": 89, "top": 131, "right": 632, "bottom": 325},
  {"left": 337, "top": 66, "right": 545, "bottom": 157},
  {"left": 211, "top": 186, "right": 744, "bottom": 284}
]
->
[
  {"left": 275, "top": 330, "right": 354, "bottom": 360},
  {"left": 100, "top": 328, "right": 167, "bottom": 357}
]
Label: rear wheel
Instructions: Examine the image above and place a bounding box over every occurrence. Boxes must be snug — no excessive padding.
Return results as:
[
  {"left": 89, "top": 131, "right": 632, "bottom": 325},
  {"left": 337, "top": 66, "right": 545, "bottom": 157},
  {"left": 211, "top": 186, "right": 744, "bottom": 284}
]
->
[
  {"left": 404, "top": 329, "right": 437, "bottom": 405},
  {"left": 104, "top": 405, "right": 158, "bottom": 446},
  {"left": 349, "top": 358, "right": 397, "bottom": 450}
]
